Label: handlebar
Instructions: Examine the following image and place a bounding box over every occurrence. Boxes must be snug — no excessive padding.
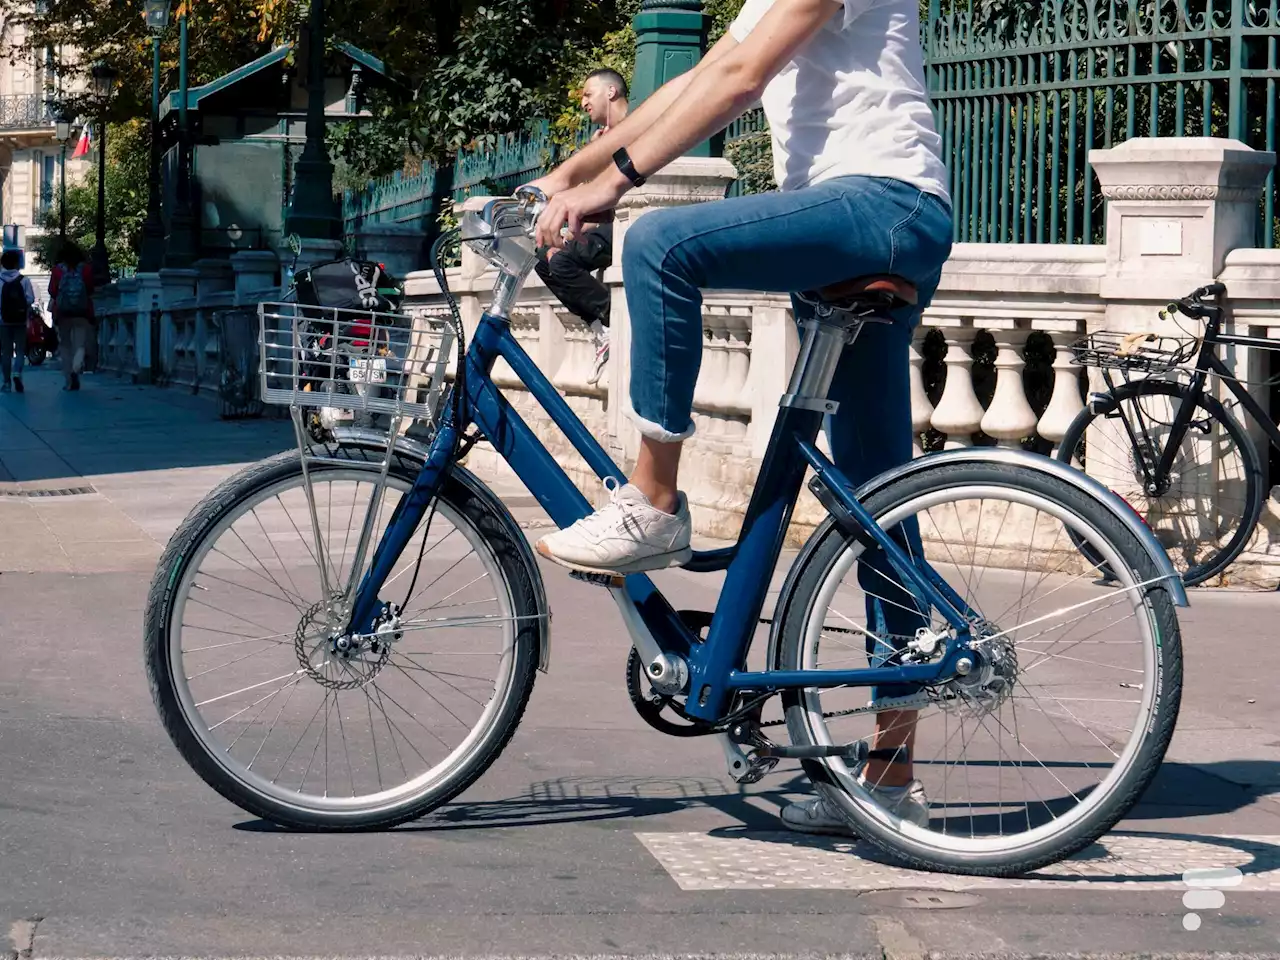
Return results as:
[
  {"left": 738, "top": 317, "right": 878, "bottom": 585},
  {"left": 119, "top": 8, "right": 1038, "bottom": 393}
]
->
[{"left": 1160, "top": 281, "right": 1227, "bottom": 322}]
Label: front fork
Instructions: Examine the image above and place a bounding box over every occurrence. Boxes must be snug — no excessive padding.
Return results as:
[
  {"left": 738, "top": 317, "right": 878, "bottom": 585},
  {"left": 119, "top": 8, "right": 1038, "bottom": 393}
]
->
[{"left": 341, "top": 418, "right": 458, "bottom": 635}]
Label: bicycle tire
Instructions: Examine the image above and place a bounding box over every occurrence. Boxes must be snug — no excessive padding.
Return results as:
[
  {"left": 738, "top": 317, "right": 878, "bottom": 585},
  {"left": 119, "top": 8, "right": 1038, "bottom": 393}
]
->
[
  {"left": 1056, "top": 379, "right": 1263, "bottom": 587},
  {"left": 776, "top": 459, "right": 1182, "bottom": 876},
  {"left": 144, "top": 442, "right": 540, "bottom": 830}
]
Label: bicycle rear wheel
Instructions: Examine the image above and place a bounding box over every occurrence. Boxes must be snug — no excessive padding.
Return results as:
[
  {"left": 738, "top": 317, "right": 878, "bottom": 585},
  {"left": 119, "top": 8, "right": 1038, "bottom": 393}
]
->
[
  {"left": 145, "top": 443, "right": 540, "bottom": 830},
  {"left": 1056, "top": 379, "right": 1263, "bottom": 586},
  {"left": 776, "top": 459, "right": 1182, "bottom": 876}
]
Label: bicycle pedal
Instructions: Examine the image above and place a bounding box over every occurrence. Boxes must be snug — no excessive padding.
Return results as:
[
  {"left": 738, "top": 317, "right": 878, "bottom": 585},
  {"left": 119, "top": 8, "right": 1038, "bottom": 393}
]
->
[
  {"left": 569, "top": 569, "right": 625, "bottom": 588},
  {"left": 735, "top": 755, "right": 780, "bottom": 785}
]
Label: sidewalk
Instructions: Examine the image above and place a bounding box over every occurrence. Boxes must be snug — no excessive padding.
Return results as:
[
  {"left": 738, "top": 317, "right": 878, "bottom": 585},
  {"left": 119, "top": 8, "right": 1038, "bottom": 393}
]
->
[{"left": 0, "top": 365, "right": 552, "bottom": 574}]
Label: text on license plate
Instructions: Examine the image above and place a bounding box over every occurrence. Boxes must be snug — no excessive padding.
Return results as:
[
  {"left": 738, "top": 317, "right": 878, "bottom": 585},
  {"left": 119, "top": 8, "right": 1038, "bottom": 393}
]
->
[{"left": 350, "top": 357, "right": 387, "bottom": 383}]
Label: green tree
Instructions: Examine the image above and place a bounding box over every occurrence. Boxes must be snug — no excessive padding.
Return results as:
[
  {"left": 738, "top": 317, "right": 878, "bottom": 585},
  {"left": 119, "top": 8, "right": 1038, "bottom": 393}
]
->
[{"left": 30, "top": 119, "right": 151, "bottom": 272}]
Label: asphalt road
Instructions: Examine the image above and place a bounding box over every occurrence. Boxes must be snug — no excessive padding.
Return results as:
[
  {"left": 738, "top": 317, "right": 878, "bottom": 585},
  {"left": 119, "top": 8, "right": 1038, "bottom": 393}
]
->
[{"left": 4, "top": 368, "right": 1280, "bottom": 959}]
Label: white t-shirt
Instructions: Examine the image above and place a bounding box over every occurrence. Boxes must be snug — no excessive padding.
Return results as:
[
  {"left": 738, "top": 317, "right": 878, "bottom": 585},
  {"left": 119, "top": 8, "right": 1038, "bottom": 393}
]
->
[{"left": 729, "top": 0, "right": 950, "bottom": 203}]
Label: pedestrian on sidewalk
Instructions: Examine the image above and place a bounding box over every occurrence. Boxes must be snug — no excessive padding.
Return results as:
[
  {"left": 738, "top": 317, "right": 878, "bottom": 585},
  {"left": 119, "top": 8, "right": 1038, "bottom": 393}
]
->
[
  {"left": 534, "top": 69, "right": 629, "bottom": 386},
  {"left": 48, "top": 242, "right": 94, "bottom": 391},
  {"left": 0, "top": 249, "right": 35, "bottom": 394}
]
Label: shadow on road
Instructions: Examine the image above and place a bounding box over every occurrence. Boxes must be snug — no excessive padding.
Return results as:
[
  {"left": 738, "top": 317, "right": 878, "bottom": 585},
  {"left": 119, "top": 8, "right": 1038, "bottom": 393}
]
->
[{"left": 0, "top": 375, "right": 291, "bottom": 484}]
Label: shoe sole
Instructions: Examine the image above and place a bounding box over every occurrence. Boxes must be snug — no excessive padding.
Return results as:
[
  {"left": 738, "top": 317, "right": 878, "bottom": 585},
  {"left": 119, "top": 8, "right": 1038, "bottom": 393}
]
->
[
  {"left": 534, "top": 540, "right": 693, "bottom": 576},
  {"left": 781, "top": 818, "right": 860, "bottom": 838}
]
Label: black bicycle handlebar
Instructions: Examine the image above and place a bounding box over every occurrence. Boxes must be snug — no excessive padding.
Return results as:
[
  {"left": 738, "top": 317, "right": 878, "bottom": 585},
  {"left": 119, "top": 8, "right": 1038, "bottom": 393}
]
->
[{"left": 1162, "top": 281, "right": 1227, "bottom": 321}]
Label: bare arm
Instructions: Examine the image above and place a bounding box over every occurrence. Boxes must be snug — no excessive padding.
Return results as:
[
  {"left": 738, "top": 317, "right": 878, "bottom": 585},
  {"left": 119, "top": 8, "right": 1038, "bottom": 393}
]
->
[
  {"left": 534, "top": 31, "right": 743, "bottom": 193},
  {"left": 536, "top": 0, "right": 844, "bottom": 248},
  {"left": 624, "top": 0, "right": 841, "bottom": 181}
]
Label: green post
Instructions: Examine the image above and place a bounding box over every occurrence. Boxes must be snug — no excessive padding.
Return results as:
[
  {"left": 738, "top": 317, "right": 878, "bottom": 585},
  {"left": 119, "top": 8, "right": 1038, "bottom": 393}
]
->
[
  {"left": 631, "top": 0, "right": 711, "bottom": 155},
  {"left": 286, "top": 0, "right": 341, "bottom": 241}
]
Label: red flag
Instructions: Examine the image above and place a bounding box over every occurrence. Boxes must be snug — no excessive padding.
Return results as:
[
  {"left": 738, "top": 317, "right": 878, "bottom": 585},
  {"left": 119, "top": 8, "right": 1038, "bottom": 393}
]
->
[{"left": 71, "top": 125, "right": 91, "bottom": 159}]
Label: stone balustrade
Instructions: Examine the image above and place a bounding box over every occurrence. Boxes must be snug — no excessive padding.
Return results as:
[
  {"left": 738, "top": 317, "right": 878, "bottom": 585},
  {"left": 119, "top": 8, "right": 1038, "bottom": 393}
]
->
[{"left": 87, "top": 137, "right": 1280, "bottom": 583}]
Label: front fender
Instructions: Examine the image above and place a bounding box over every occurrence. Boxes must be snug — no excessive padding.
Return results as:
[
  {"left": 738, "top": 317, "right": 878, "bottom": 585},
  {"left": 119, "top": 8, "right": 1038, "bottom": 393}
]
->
[{"left": 331, "top": 427, "right": 552, "bottom": 673}]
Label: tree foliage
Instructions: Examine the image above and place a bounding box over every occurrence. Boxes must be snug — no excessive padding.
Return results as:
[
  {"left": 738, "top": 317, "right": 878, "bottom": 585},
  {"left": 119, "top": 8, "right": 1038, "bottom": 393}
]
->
[
  {"left": 1, "top": 0, "right": 767, "bottom": 263},
  {"left": 30, "top": 118, "right": 150, "bottom": 271},
  {"left": 0, "top": 0, "right": 304, "bottom": 124}
]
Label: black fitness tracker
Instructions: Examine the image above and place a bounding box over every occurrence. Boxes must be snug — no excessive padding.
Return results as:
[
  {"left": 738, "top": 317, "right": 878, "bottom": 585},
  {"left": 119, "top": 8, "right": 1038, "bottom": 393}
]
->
[{"left": 613, "top": 147, "right": 647, "bottom": 188}]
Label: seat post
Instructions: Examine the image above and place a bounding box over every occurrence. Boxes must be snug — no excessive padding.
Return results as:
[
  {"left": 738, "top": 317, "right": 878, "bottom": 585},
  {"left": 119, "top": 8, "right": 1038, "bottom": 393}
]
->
[{"left": 781, "top": 318, "right": 861, "bottom": 414}]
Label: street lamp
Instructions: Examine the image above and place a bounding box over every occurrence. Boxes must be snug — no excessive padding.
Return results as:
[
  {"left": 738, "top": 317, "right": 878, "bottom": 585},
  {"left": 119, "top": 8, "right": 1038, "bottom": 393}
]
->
[
  {"left": 163, "top": 4, "right": 197, "bottom": 267},
  {"left": 285, "top": 0, "right": 340, "bottom": 241},
  {"left": 90, "top": 60, "right": 118, "bottom": 286},
  {"left": 52, "top": 103, "right": 74, "bottom": 243},
  {"left": 138, "top": 0, "right": 171, "bottom": 272}
]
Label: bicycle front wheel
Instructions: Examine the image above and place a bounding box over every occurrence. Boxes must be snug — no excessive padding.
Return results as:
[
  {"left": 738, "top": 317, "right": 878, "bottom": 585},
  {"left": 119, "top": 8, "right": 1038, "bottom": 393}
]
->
[
  {"left": 1056, "top": 379, "right": 1263, "bottom": 586},
  {"left": 144, "top": 443, "right": 540, "bottom": 830},
  {"left": 776, "top": 459, "right": 1182, "bottom": 876}
]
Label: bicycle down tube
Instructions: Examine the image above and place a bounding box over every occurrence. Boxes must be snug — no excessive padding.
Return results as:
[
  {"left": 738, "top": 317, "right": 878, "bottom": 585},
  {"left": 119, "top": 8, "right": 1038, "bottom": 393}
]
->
[{"left": 347, "top": 309, "right": 976, "bottom": 722}]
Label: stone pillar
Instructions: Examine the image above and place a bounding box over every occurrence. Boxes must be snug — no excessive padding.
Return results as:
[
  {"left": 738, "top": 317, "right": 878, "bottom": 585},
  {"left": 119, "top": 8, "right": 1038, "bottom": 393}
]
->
[
  {"left": 195, "top": 258, "right": 234, "bottom": 299},
  {"left": 231, "top": 251, "right": 281, "bottom": 305},
  {"left": 281, "top": 237, "right": 344, "bottom": 286},
  {"left": 632, "top": 1, "right": 709, "bottom": 104},
  {"left": 133, "top": 272, "right": 163, "bottom": 383},
  {"left": 158, "top": 267, "right": 198, "bottom": 309},
  {"left": 114, "top": 277, "right": 140, "bottom": 378},
  {"left": 356, "top": 223, "right": 425, "bottom": 278},
  {"left": 1091, "top": 138, "right": 1275, "bottom": 310},
  {"left": 611, "top": 155, "right": 738, "bottom": 465}
]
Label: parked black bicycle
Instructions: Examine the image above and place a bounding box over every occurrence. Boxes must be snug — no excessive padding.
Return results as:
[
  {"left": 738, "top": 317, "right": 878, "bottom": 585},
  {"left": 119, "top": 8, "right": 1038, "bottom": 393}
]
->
[{"left": 1057, "top": 281, "right": 1275, "bottom": 586}]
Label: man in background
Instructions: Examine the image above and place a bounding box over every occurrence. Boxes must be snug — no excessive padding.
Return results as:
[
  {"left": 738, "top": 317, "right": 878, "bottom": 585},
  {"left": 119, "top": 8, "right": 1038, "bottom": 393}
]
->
[
  {"left": 0, "top": 249, "right": 35, "bottom": 393},
  {"left": 535, "top": 69, "right": 629, "bottom": 385}
]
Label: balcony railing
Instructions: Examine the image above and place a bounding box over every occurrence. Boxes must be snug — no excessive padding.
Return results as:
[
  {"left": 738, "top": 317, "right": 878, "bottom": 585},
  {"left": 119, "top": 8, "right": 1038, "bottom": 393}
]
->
[{"left": 0, "top": 95, "right": 52, "bottom": 132}]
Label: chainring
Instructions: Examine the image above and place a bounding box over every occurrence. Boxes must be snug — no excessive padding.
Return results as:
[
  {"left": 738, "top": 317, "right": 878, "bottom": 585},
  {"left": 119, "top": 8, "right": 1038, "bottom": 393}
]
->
[{"left": 625, "top": 646, "right": 707, "bottom": 737}]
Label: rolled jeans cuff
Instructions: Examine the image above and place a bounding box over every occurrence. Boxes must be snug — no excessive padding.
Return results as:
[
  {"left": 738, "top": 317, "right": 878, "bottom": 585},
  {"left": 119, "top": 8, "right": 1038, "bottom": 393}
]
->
[{"left": 626, "top": 407, "right": 695, "bottom": 443}]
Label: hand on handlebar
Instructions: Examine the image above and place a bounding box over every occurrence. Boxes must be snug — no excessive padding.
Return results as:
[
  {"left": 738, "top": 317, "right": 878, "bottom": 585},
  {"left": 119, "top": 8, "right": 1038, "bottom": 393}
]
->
[{"left": 533, "top": 170, "right": 630, "bottom": 252}]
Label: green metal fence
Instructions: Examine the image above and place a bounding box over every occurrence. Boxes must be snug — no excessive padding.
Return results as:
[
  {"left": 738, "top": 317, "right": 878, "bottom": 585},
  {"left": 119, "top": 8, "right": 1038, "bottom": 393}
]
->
[
  {"left": 343, "top": 121, "right": 592, "bottom": 237},
  {"left": 929, "top": 0, "right": 1280, "bottom": 245},
  {"left": 346, "top": 0, "right": 1280, "bottom": 248}
]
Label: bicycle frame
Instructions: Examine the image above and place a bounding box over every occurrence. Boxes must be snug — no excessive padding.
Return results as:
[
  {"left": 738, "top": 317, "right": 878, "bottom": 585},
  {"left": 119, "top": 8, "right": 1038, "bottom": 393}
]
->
[
  {"left": 1110, "top": 307, "right": 1280, "bottom": 489},
  {"left": 336, "top": 305, "right": 976, "bottom": 725}
]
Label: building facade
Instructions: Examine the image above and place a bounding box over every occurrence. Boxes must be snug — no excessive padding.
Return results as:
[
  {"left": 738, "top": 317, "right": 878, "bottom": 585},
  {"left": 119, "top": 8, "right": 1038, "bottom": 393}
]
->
[{"left": 0, "top": 9, "right": 89, "bottom": 295}]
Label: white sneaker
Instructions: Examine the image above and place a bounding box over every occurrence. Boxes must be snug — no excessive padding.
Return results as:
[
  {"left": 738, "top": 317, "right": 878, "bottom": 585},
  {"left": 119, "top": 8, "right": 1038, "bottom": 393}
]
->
[
  {"left": 535, "top": 479, "right": 692, "bottom": 575},
  {"left": 587, "top": 321, "right": 609, "bottom": 386},
  {"left": 781, "top": 781, "right": 930, "bottom": 837}
]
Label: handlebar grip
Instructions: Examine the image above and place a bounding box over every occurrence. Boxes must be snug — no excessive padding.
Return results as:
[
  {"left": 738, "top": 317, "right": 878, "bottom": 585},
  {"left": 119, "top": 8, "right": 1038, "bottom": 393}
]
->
[{"left": 1202, "top": 281, "right": 1226, "bottom": 297}]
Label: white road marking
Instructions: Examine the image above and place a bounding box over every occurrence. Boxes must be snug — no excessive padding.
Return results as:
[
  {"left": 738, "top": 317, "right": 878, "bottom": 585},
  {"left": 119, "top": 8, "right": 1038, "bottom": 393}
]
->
[{"left": 636, "top": 831, "right": 1280, "bottom": 891}]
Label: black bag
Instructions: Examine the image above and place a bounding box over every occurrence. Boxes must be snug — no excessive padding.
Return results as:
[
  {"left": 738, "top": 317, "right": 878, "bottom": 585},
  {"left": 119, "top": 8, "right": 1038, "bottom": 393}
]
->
[
  {"left": 294, "top": 258, "right": 403, "bottom": 314},
  {"left": 1, "top": 277, "right": 28, "bottom": 325}
]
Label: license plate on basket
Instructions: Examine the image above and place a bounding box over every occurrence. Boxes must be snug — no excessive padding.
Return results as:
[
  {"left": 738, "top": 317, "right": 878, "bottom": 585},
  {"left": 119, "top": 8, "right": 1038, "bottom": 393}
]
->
[{"left": 349, "top": 357, "right": 387, "bottom": 384}]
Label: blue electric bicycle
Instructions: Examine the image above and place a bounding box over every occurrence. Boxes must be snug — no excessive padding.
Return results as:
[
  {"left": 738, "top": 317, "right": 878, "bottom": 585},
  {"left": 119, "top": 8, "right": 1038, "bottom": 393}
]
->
[{"left": 145, "top": 188, "right": 1186, "bottom": 876}]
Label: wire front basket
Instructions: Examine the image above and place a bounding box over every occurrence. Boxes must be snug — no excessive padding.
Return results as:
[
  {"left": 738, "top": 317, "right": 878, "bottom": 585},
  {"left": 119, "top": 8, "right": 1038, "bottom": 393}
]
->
[
  {"left": 259, "top": 302, "right": 455, "bottom": 421},
  {"left": 1070, "top": 330, "right": 1200, "bottom": 374}
]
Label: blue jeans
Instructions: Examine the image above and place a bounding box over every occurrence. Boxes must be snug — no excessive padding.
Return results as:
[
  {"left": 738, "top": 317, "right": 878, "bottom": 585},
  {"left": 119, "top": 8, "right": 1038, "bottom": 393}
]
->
[{"left": 621, "top": 175, "right": 954, "bottom": 696}]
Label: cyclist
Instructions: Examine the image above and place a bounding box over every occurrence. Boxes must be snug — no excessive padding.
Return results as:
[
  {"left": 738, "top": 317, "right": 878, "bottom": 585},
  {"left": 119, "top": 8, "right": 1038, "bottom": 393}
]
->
[{"left": 527, "top": 0, "right": 953, "bottom": 835}]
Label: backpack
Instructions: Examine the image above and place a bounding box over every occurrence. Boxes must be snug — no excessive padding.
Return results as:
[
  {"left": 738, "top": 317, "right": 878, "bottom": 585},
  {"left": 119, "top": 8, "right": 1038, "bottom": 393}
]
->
[
  {"left": 1, "top": 277, "right": 27, "bottom": 325},
  {"left": 56, "top": 265, "right": 89, "bottom": 317}
]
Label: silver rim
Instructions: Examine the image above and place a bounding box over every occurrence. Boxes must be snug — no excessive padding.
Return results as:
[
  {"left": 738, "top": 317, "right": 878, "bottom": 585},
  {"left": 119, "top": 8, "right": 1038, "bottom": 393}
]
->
[
  {"left": 795, "top": 483, "right": 1160, "bottom": 857},
  {"left": 167, "top": 466, "right": 519, "bottom": 819}
]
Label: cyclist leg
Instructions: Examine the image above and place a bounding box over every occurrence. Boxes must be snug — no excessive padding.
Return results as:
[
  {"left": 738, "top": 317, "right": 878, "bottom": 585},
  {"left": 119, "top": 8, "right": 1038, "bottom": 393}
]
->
[{"left": 537, "top": 175, "right": 951, "bottom": 575}]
